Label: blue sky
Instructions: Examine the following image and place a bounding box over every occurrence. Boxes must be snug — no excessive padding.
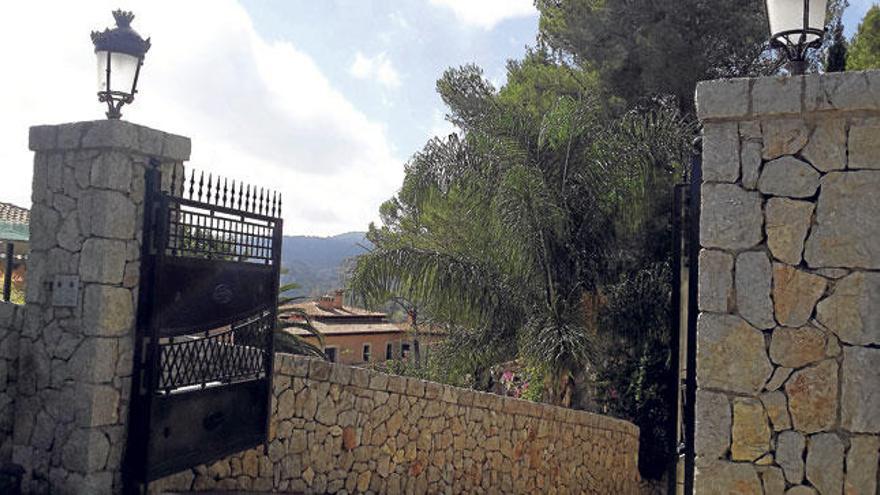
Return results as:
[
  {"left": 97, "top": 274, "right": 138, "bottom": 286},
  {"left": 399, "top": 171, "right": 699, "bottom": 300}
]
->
[
  {"left": 845, "top": 0, "right": 876, "bottom": 37},
  {"left": 0, "top": 0, "right": 538, "bottom": 236},
  {"left": 0, "top": 1, "right": 876, "bottom": 236},
  {"left": 240, "top": 0, "right": 539, "bottom": 159}
]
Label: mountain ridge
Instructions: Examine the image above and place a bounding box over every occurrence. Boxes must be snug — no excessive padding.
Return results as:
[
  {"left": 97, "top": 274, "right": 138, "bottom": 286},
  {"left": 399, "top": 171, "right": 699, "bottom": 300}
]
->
[{"left": 280, "top": 231, "right": 370, "bottom": 297}]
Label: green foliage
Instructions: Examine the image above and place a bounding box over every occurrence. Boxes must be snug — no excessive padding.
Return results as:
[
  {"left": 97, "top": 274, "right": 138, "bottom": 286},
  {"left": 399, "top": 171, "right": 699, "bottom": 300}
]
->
[
  {"left": 8, "top": 285, "right": 25, "bottom": 305},
  {"left": 595, "top": 263, "right": 673, "bottom": 479},
  {"left": 519, "top": 365, "right": 546, "bottom": 403},
  {"left": 825, "top": 0, "right": 849, "bottom": 72},
  {"left": 370, "top": 345, "right": 474, "bottom": 389},
  {"left": 351, "top": 60, "right": 692, "bottom": 406},
  {"left": 535, "top": 0, "right": 768, "bottom": 114},
  {"left": 848, "top": 5, "right": 880, "bottom": 70}
]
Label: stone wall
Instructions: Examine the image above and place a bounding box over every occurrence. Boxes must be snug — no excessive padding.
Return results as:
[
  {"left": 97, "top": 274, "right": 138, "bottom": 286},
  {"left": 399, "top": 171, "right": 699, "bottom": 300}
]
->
[
  {"left": 694, "top": 71, "right": 880, "bottom": 494},
  {"left": 10, "top": 121, "right": 189, "bottom": 493},
  {"left": 153, "top": 354, "right": 641, "bottom": 494}
]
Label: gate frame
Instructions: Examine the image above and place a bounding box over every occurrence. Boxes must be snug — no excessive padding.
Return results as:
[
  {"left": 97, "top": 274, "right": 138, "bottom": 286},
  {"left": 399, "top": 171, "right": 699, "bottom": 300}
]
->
[
  {"left": 123, "top": 159, "right": 283, "bottom": 492},
  {"left": 669, "top": 138, "right": 702, "bottom": 495}
]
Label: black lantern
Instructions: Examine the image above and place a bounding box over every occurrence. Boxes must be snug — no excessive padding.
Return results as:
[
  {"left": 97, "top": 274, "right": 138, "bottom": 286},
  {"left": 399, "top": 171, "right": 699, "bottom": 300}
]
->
[
  {"left": 91, "top": 10, "right": 151, "bottom": 119},
  {"left": 767, "top": 0, "right": 828, "bottom": 75}
]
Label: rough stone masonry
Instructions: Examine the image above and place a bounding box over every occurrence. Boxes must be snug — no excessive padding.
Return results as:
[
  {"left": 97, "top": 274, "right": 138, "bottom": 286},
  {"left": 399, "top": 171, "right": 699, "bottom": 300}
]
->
[
  {"left": 150, "top": 355, "right": 641, "bottom": 494},
  {"left": 695, "top": 71, "right": 880, "bottom": 494},
  {"left": 0, "top": 120, "right": 189, "bottom": 494}
]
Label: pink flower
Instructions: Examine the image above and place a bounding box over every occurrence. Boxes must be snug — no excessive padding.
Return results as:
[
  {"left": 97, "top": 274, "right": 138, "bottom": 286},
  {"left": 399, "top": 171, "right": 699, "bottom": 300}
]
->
[{"left": 501, "top": 370, "right": 514, "bottom": 383}]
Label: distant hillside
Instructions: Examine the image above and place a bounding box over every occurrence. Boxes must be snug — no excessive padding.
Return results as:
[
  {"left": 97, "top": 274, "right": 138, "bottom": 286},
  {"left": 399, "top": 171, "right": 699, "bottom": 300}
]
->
[{"left": 280, "top": 232, "right": 371, "bottom": 297}]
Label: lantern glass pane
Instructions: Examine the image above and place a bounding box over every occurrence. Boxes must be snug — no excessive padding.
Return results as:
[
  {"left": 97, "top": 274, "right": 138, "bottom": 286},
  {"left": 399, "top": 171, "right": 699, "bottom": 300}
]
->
[
  {"left": 96, "top": 50, "right": 110, "bottom": 92},
  {"left": 768, "top": 0, "right": 828, "bottom": 42},
  {"left": 96, "top": 51, "right": 140, "bottom": 95},
  {"left": 109, "top": 52, "right": 140, "bottom": 94},
  {"left": 809, "top": 0, "right": 828, "bottom": 33}
]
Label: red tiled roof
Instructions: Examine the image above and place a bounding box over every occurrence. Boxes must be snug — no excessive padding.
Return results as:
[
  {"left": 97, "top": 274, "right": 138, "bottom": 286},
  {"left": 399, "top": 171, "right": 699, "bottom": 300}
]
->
[
  {"left": 286, "top": 300, "right": 386, "bottom": 319},
  {"left": 287, "top": 321, "right": 405, "bottom": 337}
]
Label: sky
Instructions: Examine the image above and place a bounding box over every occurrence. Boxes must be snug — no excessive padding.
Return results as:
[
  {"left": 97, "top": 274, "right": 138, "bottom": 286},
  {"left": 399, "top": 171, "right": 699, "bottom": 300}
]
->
[
  {"left": 845, "top": 0, "right": 877, "bottom": 37},
  {"left": 0, "top": 1, "right": 876, "bottom": 236},
  {"left": 0, "top": 0, "right": 538, "bottom": 236}
]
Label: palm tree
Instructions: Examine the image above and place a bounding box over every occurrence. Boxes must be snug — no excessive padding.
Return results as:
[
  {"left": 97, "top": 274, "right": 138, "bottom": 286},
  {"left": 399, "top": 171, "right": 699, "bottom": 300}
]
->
[
  {"left": 351, "top": 88, "right": 692, "bottom": 406},
  {"left": 274, "top": 282, "right": 326, "bottom": 359}
]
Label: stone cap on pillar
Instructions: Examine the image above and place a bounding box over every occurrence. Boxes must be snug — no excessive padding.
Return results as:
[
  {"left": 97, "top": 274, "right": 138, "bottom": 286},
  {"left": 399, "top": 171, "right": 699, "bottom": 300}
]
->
[
  {"left": 28, "top": 119, "right": 191, "bottom": 162},
  {"left": 696, "top": 69, "right": 880, "bottom": 123}
]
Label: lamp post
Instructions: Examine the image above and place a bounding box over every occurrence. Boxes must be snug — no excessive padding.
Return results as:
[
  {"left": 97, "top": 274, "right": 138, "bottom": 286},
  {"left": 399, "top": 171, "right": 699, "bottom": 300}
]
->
[
  {"left": 91, "top": 10, "right": 151, "bottom": 119},
  {"left": 766, "top": 0, "right": 829, "bottom": 75}
]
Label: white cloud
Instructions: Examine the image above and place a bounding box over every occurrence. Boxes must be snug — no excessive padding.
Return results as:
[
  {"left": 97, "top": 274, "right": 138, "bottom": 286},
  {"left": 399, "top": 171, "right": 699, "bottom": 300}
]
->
[
  {"left": 0, "top": 0, "right": 404, "bottom": 236},
  {"left": 389, "top": 11, "right": 411, "bottom": 30},
  {"left": 429, "top": 0, "right": 537, "bottom": 30},
  {"left": 350, "top": 52, "right": 401, "bottom": 88},
  {"left": 428, "top": 109, "right": 457, "bottom": 140}
]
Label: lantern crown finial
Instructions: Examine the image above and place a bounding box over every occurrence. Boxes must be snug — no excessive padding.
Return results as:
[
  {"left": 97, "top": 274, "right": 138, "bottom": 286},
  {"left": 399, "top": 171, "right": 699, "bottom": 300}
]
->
[
  {"left": 90, "top": 9, "right": 151, "bottom": 57},
  {"left": 112, "top": 10, "right": 135, "bottom": 28}
]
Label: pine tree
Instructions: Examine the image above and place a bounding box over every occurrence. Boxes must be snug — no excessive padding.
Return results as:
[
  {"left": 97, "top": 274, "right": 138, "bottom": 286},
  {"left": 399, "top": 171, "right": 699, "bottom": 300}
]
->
[{"left": 848, "top": 5, "right": 880, "bottom": 70}]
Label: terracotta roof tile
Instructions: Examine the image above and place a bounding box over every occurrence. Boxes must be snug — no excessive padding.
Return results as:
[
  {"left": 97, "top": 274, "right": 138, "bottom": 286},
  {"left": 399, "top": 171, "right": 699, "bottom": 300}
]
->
[
  {"left": 287, "top": 321, "right": 405, "bottom": 337},
  {"left": 286, "top": 300, "right": 386, "bottom": 319}
]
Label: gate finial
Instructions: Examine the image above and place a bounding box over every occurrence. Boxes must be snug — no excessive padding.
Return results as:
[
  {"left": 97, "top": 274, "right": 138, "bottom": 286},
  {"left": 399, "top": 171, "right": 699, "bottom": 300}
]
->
[{"left": 198, "top": 171, "right": 205, "bottom": 202}]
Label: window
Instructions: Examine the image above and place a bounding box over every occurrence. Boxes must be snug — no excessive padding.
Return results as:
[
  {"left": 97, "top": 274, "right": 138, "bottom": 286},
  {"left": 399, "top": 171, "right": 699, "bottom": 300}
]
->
[
  {"left": 401, "top": 343, "right": 411, "bottom": 359},
  {"left": 386, "top": 342, "right": 394, "bottom": 360},
  {"left": 362, "top": 344, "right": 371, "bottom": 362},
  {"left": 324, "top": 347, "right": 337, "bottom": 363}
]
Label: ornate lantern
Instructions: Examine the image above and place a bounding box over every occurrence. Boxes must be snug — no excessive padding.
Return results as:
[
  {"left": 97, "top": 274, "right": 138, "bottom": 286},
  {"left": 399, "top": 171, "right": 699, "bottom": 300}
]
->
[
  {"left": 766, "top": 0, "right": 829, "bottom": 75},
  {"left": 91, "top": 10, "right": 151, "bottom": 119}
]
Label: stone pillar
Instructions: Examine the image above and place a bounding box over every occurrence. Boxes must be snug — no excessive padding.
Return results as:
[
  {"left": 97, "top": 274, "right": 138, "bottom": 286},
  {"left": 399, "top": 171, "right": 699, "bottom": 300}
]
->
[
  {"left": 13, "top": 120, "right": 189, "bottom": 493},
  {"left": 694, "top": 72, "right": 880, "bottom": 494}
]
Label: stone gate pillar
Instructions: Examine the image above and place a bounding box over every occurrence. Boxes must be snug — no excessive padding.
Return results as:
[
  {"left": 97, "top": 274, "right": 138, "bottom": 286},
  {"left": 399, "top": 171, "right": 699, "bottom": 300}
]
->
[
  {"left": 13, "top": 120, "right": 189, "bottom": 493},
  {"left": 694, "top": 72, "right": 880, "bottom": 494}
]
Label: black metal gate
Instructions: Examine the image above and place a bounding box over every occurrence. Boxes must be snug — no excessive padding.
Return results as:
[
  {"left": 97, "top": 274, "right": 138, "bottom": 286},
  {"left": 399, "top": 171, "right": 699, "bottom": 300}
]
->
[
  {"left": 670, "top": 139, "right": 701, "bottom": 494},
  {"left": 124, "top": 160, "right": 283, "bottom": 489}
]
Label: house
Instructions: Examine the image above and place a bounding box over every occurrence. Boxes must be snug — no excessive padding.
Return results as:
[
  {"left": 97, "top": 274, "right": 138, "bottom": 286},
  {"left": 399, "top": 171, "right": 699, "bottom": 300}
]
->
[
  {"left": 0, "top": 202, "right": 29, "bottom": 302},
  {"left": 282, "top": 290, "right": 443, "bottom": 365}
]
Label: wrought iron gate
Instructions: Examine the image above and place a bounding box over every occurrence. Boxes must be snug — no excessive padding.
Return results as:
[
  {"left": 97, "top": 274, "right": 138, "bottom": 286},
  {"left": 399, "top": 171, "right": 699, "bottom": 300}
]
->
[
  {"left": 670, "top": 139, "right": 701, "bottom": 494},
  {"left": 124, "top": 160, "right": 283, "bottom": 488}
]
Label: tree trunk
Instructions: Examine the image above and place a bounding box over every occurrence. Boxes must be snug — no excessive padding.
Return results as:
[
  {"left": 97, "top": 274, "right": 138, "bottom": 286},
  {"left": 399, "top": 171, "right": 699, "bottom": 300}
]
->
[
  {"left": 411, "top": 307, "right": 421, "bottom": 368},
  {"left": 545, "top": 367, "right": 574, "bottom": 408}
]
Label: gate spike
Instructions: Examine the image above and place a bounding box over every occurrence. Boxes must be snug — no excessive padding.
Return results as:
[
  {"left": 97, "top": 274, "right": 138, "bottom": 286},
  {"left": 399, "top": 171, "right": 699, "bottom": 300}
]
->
[
  {"left": 214, "top": 175, "right": 221, "bottom": 205},
  {"left": 222, "top": 178, "right": 228, "bottom": 207},
  {"left": 271, "top": 191, "right": 277, "bottom": 217},
  {"left": 259, "top": 188, "right": 265, "bottom": 215},
  {"left": 245, "top": 184, "right": 251, "bottom": 212},
  {"left": 170, "top": 163, "right": 177, "bottom": 196},
  {"left": 207, "top": 173, "right": 214, "bottom": 205},
  {"left": 278, "top": 193, "right": 282, "bottom": 218},
  {"left": 188, "top": 169, "right": 196, "bottom": 200},
  {"left": 198, "top": 171, "right": 205, "bottom": 202},
  {"left": 233, "top": 180, "right": 239, "bottom": 209}
]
